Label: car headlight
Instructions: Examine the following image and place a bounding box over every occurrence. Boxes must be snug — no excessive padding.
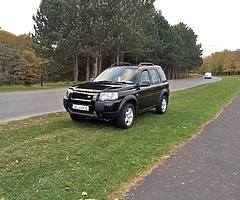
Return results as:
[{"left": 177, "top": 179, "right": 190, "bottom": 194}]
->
[
  {"left": 99, "top": 92, "right": 118, "bottom": 101},
  {"left": 66, "top": 89, "right": 73, "bottom": 98}
]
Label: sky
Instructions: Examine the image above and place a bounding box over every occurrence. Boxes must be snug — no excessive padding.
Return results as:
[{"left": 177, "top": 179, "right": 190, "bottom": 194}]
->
[
  {"left": 0, "top": 0, "right": 239, "bottom": 57},
  {"left": 154, "top": 0, "right": 240, "bottom": 56}
]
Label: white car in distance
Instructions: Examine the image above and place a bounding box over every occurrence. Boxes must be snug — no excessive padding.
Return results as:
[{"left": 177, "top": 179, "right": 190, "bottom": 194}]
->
[{"left": 204, "top": 72, "right": 212, "bottom": 79}]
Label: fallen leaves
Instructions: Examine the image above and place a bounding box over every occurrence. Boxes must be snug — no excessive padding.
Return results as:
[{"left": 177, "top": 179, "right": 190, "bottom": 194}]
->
[
  {"left": 78, "top": 191, "right": 95, "bottom": 200},
  {"left": 82, "top": 191, "right": 88, "bottom": 196},
  {"left": 162, "top": 155, "right": 170, "bottom": 160},
  {"left": 65, "top": 186, "right": 71, "bottom": 191}
]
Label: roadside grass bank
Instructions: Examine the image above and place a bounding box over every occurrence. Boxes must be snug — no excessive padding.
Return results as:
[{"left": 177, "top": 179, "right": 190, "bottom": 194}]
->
[
  {"left": 0, "top": 82, "right": 73, "bottom": 93},
  {"left": 1, "top": 77, "right": 240, "bottom": 200}
]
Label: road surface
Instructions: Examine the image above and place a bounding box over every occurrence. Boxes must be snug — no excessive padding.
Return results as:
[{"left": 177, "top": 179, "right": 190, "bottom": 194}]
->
[
  {"left": 0, "top": 77, "right": 221, "bottom": 122},
  {"left": 123, "top": 94, "right": 240, "bottom": 200}
]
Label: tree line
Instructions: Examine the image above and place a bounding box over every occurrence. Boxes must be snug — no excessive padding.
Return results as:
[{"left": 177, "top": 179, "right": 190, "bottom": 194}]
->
[
  {"left": 200, "top": 49, "right": 240, "bottom": 76},
  {"left": 33, "top": 0, "right": 203, "bottom": 82},
  {"left": 0, "top": 29, "right": 44, "bottom": 85},
  {"left": 0, "top": 1, "right": 203, "bottom": 86}
]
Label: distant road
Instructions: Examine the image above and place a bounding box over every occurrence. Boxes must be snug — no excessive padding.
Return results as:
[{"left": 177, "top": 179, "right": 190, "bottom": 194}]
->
[
  {"left": 0, "top": 77, "right": 221, "bottom": 122},
  {"left": 169, "top": 77, "right": 221, "bottom": 91}
]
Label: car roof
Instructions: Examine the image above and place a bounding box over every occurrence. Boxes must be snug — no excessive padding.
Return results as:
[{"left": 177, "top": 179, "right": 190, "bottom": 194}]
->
[
  {"left": 112, "top": 65, "right": 162, "bottom": 70},
  {"left": 111, "top": 62, "right": 162, "bottom": 70},
  {"left": 112, "top": 66, "right": 138, "bottom": 69}
]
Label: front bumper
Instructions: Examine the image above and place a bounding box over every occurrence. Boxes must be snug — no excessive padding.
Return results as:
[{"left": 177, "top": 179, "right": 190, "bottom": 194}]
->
[{"left": 63, "top": 97, "right": 122, "bottom": 120}]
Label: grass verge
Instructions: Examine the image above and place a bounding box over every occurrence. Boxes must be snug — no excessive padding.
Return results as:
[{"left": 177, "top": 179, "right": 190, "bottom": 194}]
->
[
  {"left": 1, "top": 77, "right": 240, "bottom": 200},
  {"left": 0, "top": 82, "right": 73, "bottom": 93}
]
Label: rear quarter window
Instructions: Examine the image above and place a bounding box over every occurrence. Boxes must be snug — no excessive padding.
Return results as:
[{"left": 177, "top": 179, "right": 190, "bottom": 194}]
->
[
  {"left": 149, "top": 69, "right": 160, "bottom": 84},
  {"left": 157, "top": 68, "right": 167, "bottom": 82}
]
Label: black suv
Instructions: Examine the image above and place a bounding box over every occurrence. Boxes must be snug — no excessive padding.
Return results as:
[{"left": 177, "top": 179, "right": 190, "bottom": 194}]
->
[{"left": 63, "top": 63, "right": 170, "bottom": 129}]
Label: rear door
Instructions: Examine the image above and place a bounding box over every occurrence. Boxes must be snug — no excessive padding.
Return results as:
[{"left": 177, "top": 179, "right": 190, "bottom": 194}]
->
[
  {"left": 137, "top": 70, "right": 153, "bottom": 110},
  {"left": 149, "top": 69, "right": 162, "bottom": 105}
]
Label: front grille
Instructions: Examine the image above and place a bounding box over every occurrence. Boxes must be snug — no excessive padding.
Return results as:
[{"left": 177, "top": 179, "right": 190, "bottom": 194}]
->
[
  {"left": 69, "top": 92, "right": 98, "bottom": 114},
  {"left": 71, "top": 92, "right": 93, "bottom": 101}
]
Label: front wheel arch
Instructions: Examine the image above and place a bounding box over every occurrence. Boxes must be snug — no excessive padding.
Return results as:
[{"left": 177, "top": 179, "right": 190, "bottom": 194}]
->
[
  {"left": 118, "top": 95, "right": 138, "bottom": 114},
  {"left": 159, "top": 89, "right": 169, "bottom": 102}
]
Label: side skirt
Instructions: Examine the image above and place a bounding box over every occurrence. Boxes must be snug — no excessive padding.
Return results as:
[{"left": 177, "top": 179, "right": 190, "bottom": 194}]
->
[{"left": 138, "top": 106, "right": 156, "bottom": 114}]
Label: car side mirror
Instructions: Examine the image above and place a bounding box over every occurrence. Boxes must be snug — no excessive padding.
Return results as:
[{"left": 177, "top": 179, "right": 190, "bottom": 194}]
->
[
  {"left": 90, "top": 78, "right": 94, "bottom": 82},
  {"left": 139, "top": 81, "right": 151, "bottom": 87}
]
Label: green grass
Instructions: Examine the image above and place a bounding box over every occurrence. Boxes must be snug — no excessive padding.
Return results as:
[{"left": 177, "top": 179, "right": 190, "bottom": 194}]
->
[
  {"left": 1, "top": 77, "right": 240, "bottom": 200},
  {"left": 0, "top": 82, "right": 73, "bottom": 93}
]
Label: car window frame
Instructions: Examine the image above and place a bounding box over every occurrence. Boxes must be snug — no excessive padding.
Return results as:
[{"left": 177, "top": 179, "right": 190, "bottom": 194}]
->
[
  {"left": 149, "top": 69, "right": 161, "bottom": 85},
  {"left": 139, "top": 69, "right": 151, "bottom": 85},
  {"left": 157, "top": 68, "right": 167, "bottom": 82}
]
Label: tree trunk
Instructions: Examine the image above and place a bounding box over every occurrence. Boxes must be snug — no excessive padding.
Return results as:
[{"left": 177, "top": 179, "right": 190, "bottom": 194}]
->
[
  {"left": 172, "top": 66, "right": 176, "bottom": 79},
  {"left": 98, "top": 49, "right": 102, "bottom": 74},
  {"left": 175, "top": 66, "right": 177, "bottom": 79},
  {"left": 116, "top": 47, "right": 120, "bottom": 63},
  {"left": 172, "top": 66, "right": 174, "bottom": 79},
  {"left": 120, "top": 52, "right": 124, "bottom": 62},
  {"left": 74, "top": 55, "right": 79, "bottom": 82},
  {"left": 167, "top": 65, "right": 171, "bottom": 80},
  {"left": 111, "top": 53, "right": 115, "bottom": 65},
  {"left": 40, "top": 73, "right": 43, "bottom": 87},
  {"left": 86, "top": 55, "right": 90, "bottom": 81},
  {"left": 175, "top": 66, "right": 178, "bottom": 79},
  {"left": 91, "top": 50, "right": 99, "bottom": 78}
]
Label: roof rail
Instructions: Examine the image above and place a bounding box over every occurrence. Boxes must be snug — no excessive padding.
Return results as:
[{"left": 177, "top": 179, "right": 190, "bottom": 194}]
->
[
  {"left": 111, "top": 62, "right": 132, "bottom": 67},
  {"left": 138, "top": 62, "right": 154, "bottom": 66}
]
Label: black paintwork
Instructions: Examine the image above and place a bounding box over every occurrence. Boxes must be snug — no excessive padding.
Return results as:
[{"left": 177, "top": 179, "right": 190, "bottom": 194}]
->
[{"left": 63, "top": 65, "right": 170, "bottom": 121}]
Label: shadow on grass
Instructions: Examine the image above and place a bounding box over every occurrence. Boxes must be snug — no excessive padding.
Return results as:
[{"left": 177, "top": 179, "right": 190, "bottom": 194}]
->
[
  {"left": 69, "top": 116, "right": 117, "bottom": 128},
  {"left": 67, "top": 109, "right": 160, "bottom": 130}
]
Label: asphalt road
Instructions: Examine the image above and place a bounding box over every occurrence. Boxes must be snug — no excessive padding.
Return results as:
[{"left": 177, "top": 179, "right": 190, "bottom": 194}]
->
[
  {"left": 123, "top": 94, "right": 240, "bottom": 200},
  {"left": 0, "top": 77, "right": 221, "bottom": 122},
  {"left": 168, "top": 77, "right": 220, "bottom": 91}
]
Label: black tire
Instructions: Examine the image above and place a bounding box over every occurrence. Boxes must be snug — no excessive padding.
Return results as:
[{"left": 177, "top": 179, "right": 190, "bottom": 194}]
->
[
  {"left": 117, "top": 103, "right": 135, "bottom": 129},
  {"left": 69, "top": 114, "right": 84, "bottom": 121},
  {"left": 156, "top": 95, "right": 168, "bottom": 114}
]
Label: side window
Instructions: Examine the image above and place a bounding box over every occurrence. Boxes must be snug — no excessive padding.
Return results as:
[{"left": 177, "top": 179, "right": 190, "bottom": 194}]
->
[
  {"left": 158, "top": 68, "right": 167, "bottom": 82},
  {"left": 139, "top": 70, "right": 150, "bottom": 85},
  {"left": 149, "top": 69, "right": 160, "bottom": 85}
]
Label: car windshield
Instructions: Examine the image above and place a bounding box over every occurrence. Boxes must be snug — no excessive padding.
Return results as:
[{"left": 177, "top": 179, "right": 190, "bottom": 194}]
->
[{"left": 94, "top": 68, "right": 138, "bottom": 84}]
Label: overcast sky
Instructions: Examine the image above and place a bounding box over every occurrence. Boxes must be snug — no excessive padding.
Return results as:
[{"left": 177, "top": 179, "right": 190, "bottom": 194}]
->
[{"left": 0, "top": 0, "right": 239, "bottom": 56}]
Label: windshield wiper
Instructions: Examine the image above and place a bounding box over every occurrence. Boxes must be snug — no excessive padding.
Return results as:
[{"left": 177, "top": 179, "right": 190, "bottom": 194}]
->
[
  {"left": 94, "top": 80, "right": 133, "bottom": 85},
  {"left": 94, "top": 80, "right": 114, "bottom": 84},
  {"left": 114, "top": 81, "right": 133, "bottom": 85}
]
